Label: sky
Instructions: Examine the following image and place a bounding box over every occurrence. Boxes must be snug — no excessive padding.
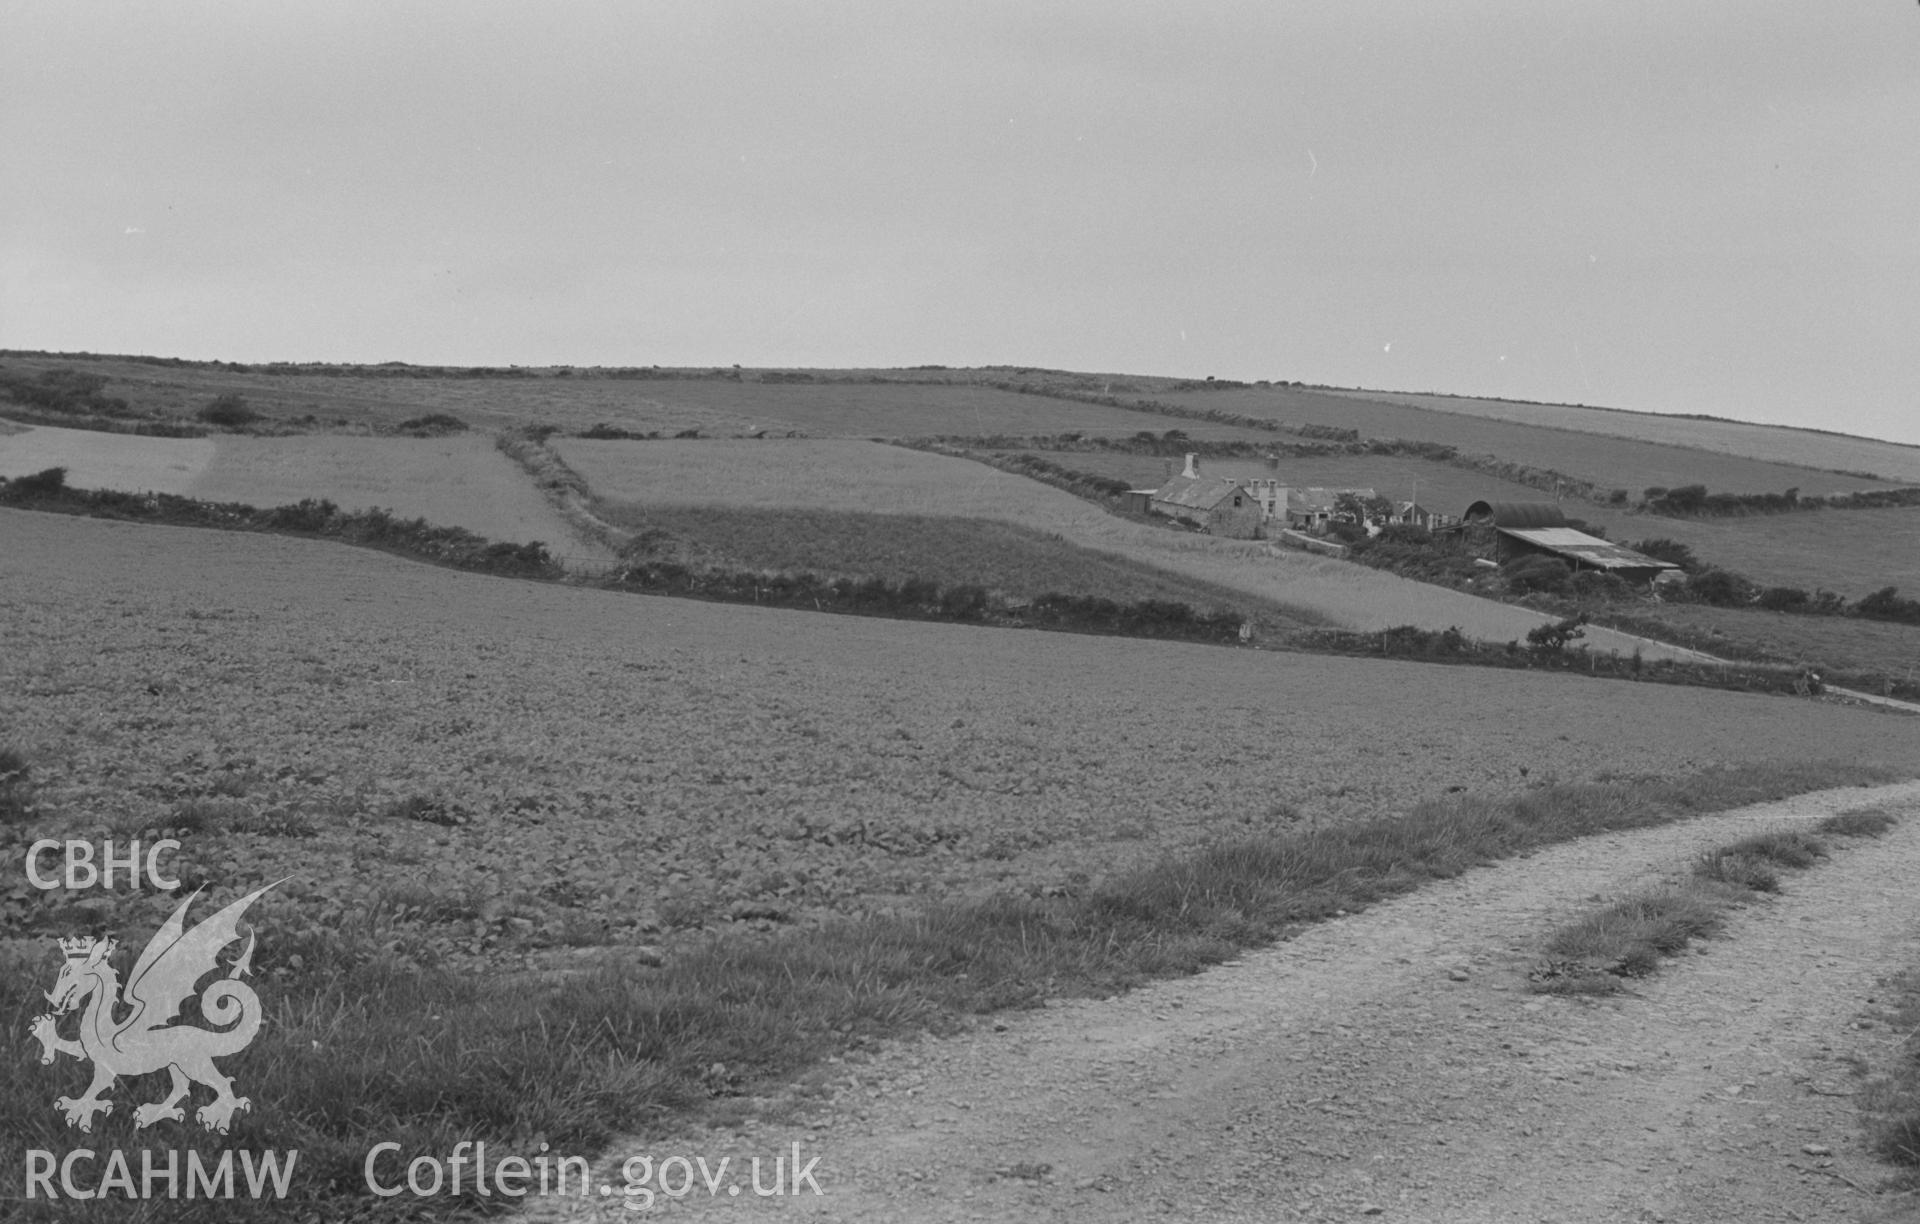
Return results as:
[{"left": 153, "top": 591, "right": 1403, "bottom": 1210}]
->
[{"left": 4, "top": 2, "right": 1919, "bottom": 445}]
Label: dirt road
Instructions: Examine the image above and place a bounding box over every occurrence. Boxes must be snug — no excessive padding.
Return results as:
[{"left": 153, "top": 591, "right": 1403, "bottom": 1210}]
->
[{"left": 536, "top": 780, "right": 1920, "bottom": 1223}]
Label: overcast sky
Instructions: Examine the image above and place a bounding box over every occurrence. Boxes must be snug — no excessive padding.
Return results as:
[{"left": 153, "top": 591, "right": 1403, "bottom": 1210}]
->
[{"left": 4, "top": 2, "right": 1918, "bottom": 445}]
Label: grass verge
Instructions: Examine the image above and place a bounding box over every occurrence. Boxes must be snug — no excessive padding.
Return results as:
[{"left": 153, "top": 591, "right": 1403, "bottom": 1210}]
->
[
  {"left": 3, "top": 762, "right": 1900, "bottom": 1220},
  {"left": 1530, "top": 806, "right": 1899, "bottom": 996},
  {"left": 1858, "top": 966, "right": 1920, "bottom": 1187}
]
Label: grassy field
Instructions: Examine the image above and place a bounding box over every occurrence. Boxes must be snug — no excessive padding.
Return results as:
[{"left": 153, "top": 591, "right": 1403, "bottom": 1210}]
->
[
  {"left": 1609, "top": 603, "right": 1920, "bottom": 678},
  {"left": 1596, "top": 505, "right": 1920, "bottom": 598},
  {"left": 1326, "top": 389, "right": 1920, "bottom": 485},
  {"left": 0, "top": 354, "right": 1268, "bottom": 440},
  {"left": 1142, "top": 384, "right": 1901, "bottom": 497},
  {"left": 0, "top": 421, "right": 216, "bottom": 493},
  {"left": 0, "top": 423, "right": 607, "bottom": 557},
  {"left": 596, "top": 503, "right": 1318, "bottom": 628}
]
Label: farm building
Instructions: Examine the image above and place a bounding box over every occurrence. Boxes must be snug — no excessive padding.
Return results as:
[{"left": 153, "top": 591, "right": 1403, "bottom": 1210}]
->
[
  {"left": 1459, "top": 501, "right": 1678, "bottom": 583},
  {"left": 1150, "top": 455, "right": 1263, "bottom": 538},
  {"left": 1388, "top": 501, "right": 1452, "bottom": 530},
  {"left": 1285, "top": 487, "right": 1378, "bottom": 534}
]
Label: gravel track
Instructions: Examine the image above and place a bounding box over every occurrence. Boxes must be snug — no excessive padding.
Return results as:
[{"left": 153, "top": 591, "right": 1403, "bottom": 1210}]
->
[{"left": 534, "top": 781, "right": 1920, "bottom": 1223}]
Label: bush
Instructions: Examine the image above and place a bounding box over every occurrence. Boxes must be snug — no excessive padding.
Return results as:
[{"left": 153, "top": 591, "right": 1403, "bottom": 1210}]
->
[
  {"left": 1526, "top": 614, "right": 1588, "bottom": 654},
  {"left": 1, "top": 465, "right": 68, "bottom": 499},
  {"left": 1569, "top": 570, "right": 1631, "bottom": 602},
  {"left": 1684, "top": 568, "right": 1755, "bottom": 607},
  {"left": 198, "top": 392, "right": 259, "bottom": 428},
  {"left": 1504, "top": 554, "right": 1572, "bottom": 595},
  {"left": 395, "top": 413, "right": 467, "bottom": 436},
  {"left": 1856, "top": 586, "right": 1920, "bottom": 626},
  {"left": 1755, "top": 586, "right": 1811, "bottom": 612}
]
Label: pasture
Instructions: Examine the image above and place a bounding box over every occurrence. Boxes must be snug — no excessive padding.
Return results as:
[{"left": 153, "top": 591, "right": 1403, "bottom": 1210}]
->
[
  {"left": 0, "top": 423, "right": 606, "bottom": 556},
  {"left": 1326, "top": 388, "right": 1920, "bottom": 485},
  {"left": 0, "top": 354, "right": 1267, "bottom": 440},
  {"left": 596, "top": 503, "right": 1319, "bottom": 628},
  {"left": 1147, "top": 384, "right": 1901, "bottom": 497},
  {"left": 1616, "top": 506, "right": 1920, "bottom": 598},
  {"left": 1617, "top": 602, "right": 1920, "bottom": 679}
]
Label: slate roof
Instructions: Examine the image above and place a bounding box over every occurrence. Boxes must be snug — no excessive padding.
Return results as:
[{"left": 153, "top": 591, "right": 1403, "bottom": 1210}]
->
[{"left": 1152, "top": 475, "right": 1250, "bottom": 511}]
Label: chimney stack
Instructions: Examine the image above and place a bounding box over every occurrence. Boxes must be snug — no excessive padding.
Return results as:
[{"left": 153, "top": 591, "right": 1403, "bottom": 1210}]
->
[{"left": 1181, "top": 453, "right": 1198, "bottom": 479}]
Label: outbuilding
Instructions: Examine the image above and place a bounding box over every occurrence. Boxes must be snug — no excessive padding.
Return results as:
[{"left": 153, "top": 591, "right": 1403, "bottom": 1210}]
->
[{"left": 1460, "top": 500, "right": 1678, "bottom": 584}]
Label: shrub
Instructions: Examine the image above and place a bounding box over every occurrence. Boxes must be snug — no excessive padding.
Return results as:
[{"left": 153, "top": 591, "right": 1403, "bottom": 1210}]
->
[
  {"left": 1526, "top": 614, "right": 1589, "bottom": 654},
  {"left": 1755, "top": 586, "right": 1811, "bottom": 612},
  {"left": 1683, "top": 568, "right": 1754, "bottom": 607},
  {"left": 1856, "top": 587, "right": 1920, "bottom": 626},
  {"left": 1, "top": 465, "right": 68, "bottom": 499},
  {"left": 395, "top": 413, "right": 467, "bottom": 436},
  {"left": 198, "top": 392, "right": 259, "bottom": 428},
  {"left": 1504, "top": 554, "right": 1572, "bottom": 595},
  {"left": 1568, "top": 570, "right": 1631, "bottom": 602}
]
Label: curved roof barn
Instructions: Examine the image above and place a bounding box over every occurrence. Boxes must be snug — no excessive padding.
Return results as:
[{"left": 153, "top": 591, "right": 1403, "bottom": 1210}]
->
[
  {"left": 1463, "top": 501, "right": 1569, "bottom": 530},
  {"left": 1462, "top": 500, "right": 1677, "bottom": 579}
]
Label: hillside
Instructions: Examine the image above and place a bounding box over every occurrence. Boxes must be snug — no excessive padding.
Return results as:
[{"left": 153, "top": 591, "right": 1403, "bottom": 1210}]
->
[{"left": 1327, "top": 387, "right": 1920, "bottom": 484}]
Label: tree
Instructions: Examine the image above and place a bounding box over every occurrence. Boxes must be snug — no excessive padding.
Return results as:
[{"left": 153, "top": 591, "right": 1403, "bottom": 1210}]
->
[{"left": 1526, "top": 613, "right": 1589, "bottom": 653}]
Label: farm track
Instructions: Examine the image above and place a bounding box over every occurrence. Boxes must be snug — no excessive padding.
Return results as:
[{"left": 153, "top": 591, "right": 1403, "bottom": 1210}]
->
[{"left": 538, "top": 781, "right": 1920, "bottom": 1223}]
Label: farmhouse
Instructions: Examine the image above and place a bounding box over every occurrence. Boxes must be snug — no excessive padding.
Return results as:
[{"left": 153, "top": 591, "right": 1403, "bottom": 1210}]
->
[
  {"left": 1150, "top": 455, "right": 1263, "bottom": 538},
  {"left": 1460, "top": 500, "right": 1678, "bottom": 583}
]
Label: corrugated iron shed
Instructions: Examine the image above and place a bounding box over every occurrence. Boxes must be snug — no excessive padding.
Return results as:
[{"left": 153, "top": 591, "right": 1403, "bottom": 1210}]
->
[
  {"left": 1463, "top": 500, "right": 1568, "bottom": 529},
  {"left": 1499, "top": 528, "right": 1679, "bottom": 573}
]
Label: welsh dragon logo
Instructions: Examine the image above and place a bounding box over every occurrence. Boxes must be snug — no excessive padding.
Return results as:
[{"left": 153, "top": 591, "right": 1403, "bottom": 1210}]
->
[{"left": 29, "top": 881, "right": 281, "bottom": 1135}]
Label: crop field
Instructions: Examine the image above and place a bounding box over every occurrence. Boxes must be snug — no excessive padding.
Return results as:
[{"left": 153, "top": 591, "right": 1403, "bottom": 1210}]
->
[
  {"left": 1613, "top": 506, "right": 1920, "bottom": 598},
  {"left": 557, "top": 437, "right": 1701, "bottom": 654},
  {"left": 1143, "top": 385, "right": 1901, "bottom": 497},
  {"left": 0, "top": 354, "right": 1267, "bottom": 440},
  {"left": 0, "top": 423, "right": 606, "bottom": 557},
  {"left": 1324, "top": 388, "right": 1920, "bottom": 485},
  {"left": 6, "top": 509, "right": 1915, "bottom": 960}
]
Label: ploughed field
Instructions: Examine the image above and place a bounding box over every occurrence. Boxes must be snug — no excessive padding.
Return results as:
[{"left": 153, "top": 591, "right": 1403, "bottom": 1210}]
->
[
  {"left": 0, "top": 422, "right": 609, "bottom": 559},
  {"left": 5, "top": 509, "right": 1915, "bottom": 973}
]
